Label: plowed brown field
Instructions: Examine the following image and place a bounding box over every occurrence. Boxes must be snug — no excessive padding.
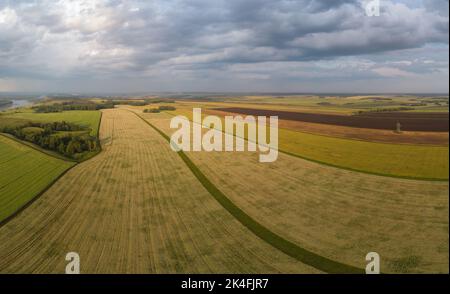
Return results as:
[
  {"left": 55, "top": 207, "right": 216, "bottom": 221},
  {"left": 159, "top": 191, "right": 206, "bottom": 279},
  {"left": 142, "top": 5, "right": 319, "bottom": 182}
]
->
[
  {"left": 205, "top": 109, "right": 449, "bottom": 146},
  {"left": 215, "top": 107, "right": 449, "bottom": 132}
]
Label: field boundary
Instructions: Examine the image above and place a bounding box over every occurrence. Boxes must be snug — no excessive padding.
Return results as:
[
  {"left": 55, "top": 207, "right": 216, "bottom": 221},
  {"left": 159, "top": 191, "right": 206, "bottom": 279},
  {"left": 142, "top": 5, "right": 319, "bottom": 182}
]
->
[
  {"left": 76, "top": 111, "right": 104, "bottom": 162},
  {"left": 131, "top": 109, "right": 366, "bottom": 274},
  {"left": 162, "top": 111, "right": 448, "bottom": 182}
]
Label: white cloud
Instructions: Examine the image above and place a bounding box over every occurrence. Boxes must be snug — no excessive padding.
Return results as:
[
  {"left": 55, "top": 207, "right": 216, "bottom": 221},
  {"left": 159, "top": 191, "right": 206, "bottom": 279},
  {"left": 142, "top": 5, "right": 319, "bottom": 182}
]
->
[
  {"left": 0, "top": 7, "right": 18, "bottom": 25},
  {"left": 372, "top": 67, "right": 418, "bottom": 77}
]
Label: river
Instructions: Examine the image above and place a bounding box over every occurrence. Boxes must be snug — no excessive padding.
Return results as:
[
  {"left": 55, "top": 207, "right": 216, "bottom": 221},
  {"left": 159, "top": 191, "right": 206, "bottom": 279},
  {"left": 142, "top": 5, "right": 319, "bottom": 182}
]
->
[{"left": 0, "top": 99, "right": 32, "bottom": 111}]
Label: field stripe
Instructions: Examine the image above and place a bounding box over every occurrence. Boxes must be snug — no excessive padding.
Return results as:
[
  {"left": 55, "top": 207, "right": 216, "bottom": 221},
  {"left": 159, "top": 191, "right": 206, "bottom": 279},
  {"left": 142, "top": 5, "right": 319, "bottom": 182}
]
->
[
  {"left": 161, "top": 111, "right": 448, "bottom": 182},
  {"left": 131, "top": 110, "right": 366, "bottom": 274}
]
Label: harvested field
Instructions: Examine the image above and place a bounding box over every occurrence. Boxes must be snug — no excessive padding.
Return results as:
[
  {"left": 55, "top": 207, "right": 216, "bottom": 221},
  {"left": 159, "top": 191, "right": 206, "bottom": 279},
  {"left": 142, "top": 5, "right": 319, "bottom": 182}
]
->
[
  {"left": 143, "top": 112, "right": 449, "bottom": 273},
  {"left": 0, "top": 109, "right": 317, "bottom": 274},
  {"left": 214, "top": 107, "right": 449, "bottom": 132},
  {"left": 0, "top": 135, "right": 74, "bottom": 222}
]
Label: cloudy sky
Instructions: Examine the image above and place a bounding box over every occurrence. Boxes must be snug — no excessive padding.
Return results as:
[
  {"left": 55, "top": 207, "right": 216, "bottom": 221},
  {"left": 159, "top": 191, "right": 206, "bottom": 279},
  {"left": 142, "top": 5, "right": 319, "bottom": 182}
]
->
[{"left": 0, "top": 0, "right": 448, "bottom": 93}]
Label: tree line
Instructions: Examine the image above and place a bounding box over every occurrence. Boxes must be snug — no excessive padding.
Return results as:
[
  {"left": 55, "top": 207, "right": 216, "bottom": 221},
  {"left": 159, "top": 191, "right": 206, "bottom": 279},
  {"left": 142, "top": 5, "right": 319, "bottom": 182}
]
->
[
  {"left": 355, "top": 107, "right": 414, "bottom": 115},
  {"left": 33, "top": 99, "right": 176, "bottom": 113},
  {"left": 0, "top": 100, "right": 13, "bottom": 107},
  {"left": 1, "top": 121, "right": 100, "bottom": 160},
  {"left": 143, "top": 106, "right": 177, "bottom": 113},
  {"left": 33, "top": 102, "right": 115, "bottom": 113}
]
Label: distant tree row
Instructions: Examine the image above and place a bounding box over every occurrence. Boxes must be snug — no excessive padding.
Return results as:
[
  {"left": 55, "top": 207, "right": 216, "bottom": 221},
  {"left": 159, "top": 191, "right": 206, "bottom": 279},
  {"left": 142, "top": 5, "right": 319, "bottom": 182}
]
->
[
  {"left": 158, "top": 106, "right": 177, "bottom": 111},
  {"left": 355, "top": 107, "right": 414, "bottom": 115},
  {"left": 33, "top": 102, "right": 116, "bottom": 113},
  {"left": 33, "top": 99, "right": 177, "bottom": 113},
  {"left": 33, "top": 99, "right": 178, "bottom": 114},
  {"left": 0, "top": 100, "right": 13, "bottom": 107},
  {"left": 145, "top": 99, "right": 175, "bottom": 104},
  {"left": 143, "top": 106, "right": 177, "bottom": 113}
]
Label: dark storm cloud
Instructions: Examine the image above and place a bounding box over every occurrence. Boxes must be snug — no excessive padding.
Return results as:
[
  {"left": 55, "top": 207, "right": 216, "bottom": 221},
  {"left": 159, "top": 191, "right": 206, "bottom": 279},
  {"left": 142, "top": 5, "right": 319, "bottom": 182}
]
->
[
  {"left": 424, "top": 0, "right": 449, "bottom": 16},
  {"left": 0, "top": 0, "right": 448, "bottom": 92},
  {"left": 86, "top": 0, "right": 448, "bottom": 68}
]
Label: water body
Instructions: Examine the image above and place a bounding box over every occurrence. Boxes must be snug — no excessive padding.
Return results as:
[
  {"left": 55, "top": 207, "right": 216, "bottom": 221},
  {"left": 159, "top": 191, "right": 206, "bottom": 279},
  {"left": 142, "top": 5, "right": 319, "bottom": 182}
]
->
[{"left": 0, "top": 99, "right": 32, "bottom": 111}]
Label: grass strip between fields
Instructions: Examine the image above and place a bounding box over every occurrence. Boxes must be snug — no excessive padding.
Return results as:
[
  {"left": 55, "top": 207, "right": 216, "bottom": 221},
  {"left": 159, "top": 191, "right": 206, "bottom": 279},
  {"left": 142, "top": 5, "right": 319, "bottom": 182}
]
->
[
  {"left": 162, "top": 111, "right": 448, "bottom": 182},
  {"left": 131, "top": 110, "right": 366, "bottom": 274}
]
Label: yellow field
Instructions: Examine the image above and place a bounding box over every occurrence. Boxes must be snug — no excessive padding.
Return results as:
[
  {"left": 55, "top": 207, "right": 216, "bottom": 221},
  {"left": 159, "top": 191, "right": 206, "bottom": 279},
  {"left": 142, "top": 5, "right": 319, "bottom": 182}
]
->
[
  {"left": 1, "top": 107, "right": 447, "bottom": 273},
  {"left": 0, "top": 109, "right": 317, "bottom": 273},
  {"left": 167, "top": 106, "right": 448, "bottom": 180},
  {"left": 141, "top": 111, "right": 449, "bottom": 273}
]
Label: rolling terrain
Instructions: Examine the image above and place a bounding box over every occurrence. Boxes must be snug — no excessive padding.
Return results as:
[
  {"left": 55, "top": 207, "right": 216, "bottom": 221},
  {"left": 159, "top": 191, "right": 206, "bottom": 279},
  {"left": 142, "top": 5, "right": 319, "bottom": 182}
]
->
[
  {"left": 0, "top": 109, "right": 318, "bottom": 273},
  {"left": 0, "top": 95, "right": 448, "bottom": 274},
  {"left": 141, "top": 110, "right": 449, "bottom": 273},
  {"left": 163, "top": 105, "right": 449, "bottom": 180}
]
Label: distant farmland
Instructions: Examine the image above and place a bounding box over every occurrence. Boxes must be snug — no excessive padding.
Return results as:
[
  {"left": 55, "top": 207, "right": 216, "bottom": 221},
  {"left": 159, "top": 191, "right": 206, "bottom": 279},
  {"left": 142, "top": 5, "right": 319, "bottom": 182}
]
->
[
  {"left": 142, "top": 109, "right": 449, "bottom": 273},
  {"left": 0, "top": 95, "right": 448, "bottom": 274},
  {"left": 214, "top": 107, "right": 449, "bottom": 132},
  {"left": 165, "top": 106, "right": 449, "bottom": 180}
]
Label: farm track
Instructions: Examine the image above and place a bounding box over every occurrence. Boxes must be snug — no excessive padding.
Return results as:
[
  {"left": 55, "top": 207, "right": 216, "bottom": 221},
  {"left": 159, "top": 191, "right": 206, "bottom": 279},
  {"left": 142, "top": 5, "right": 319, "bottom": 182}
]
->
[
  {"left": 142, "top": 112, "right": 449, "bottom": 273},
  {"left": 0, "top": 109, "right": 317, "bottom": 273}
]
